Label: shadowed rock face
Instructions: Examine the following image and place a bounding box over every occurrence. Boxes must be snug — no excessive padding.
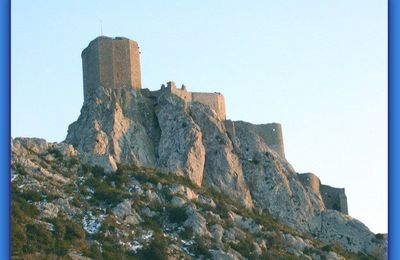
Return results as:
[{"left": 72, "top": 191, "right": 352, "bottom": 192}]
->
[{"left": 64, "top": 85, "right": 385, "bottom": 257}]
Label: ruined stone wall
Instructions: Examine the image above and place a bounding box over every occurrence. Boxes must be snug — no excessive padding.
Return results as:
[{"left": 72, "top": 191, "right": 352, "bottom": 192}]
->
[
  {"left": 298, "top": 174, "right": 348, "bottom": 214},
  {"left": 164, "top": 82, "right": 226, "bottom": 120},
  {"left": 81, "top": 36, "right": 141, "bottom": 102},
  {"left": 191, "top": 92, "right": 226, "bottom": 120},
  {"left": 167, "top": 82, "right": 192, "bottom": 102},
  {"left": 224, "top": 121, "right": 285, "bottom": 158},
  {"left": 298, "top": 173, "right": 321, "bottom": 194},
  {"left": 320, "top": 184, "right": 348, "bottom": 214},
  {"left": 253, "top": 123, "right": 285, "bottom": 158}
]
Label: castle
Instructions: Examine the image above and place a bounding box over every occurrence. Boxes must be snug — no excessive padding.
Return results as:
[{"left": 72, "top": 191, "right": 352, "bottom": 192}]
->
[
  {"left": 81, "top": 36, "right": 226, "bottom": 120},
  {"left": 78, "top": 36, "right": 349, "bottom": 214},
  {"left": 81, "top": 36, "right": 285, "bottom": 158}
]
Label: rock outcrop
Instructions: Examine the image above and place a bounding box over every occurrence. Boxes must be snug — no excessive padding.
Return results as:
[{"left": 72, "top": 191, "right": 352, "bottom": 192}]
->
[
  {"left": 12, "top": 36, "right": 386, "bottom": 259},
  {"left": 61, "top": 84, "right": 385, "bottom": 258},
  {"left": 12, "top": 137, "right": 386, "bottom": 259}
]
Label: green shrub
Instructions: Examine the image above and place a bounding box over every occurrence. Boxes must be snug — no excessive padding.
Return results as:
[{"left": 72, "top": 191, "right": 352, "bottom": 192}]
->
[
  {"left": 14, "top": 163, "right": 28, "bottom": 175},
  {"left": 180, "top": 227, "right": 193, "bottom": 240},
  {"left": 24, "top": 223, "right": 55, "bottom": 254},
  {"left": 190, "top": 237, "right": 211, "bottom": 258},
  {"left": 101, "top": 237, "right": 131, "bottom": 260},
  {"left": 83, "top": 244, "right": 103, "bottom": 259},
  {"left": 139, "top": 233, "right": 168, "bottom": 260},
  {"left": 85, "top": 175, "right": 129, "bottom": 206},
  {"left": 93, "top": 182, "right": 128, "bottom": 205},
  {"left": 12, "top": 187, "right": 40, "bottom": 220},
  {"left": 230, "top": 233, "right": 258, "bottom": 260},
  {"left": 65, "top": 220, "right": 85, "bottom": 241},
  {"left": 47, "top": 147, "right": 63, "bottom": 160},
  {"left": 68, "top": 157, "right": 79, "bottom": 166},
  {"left": 82, "top": 164, "right": 106, "bottom": 177},
  {"left": 11, "top": 218, "right": 27, "bottom": 256},
  {"left": 20, "top": 190, "right": 42, "bottom": 202},
  {"left": 54, "top": 240, "right": 69, "bottom": 256},
  {"left": 166, "top": 206, "right": 188, "bottom": 224},
  {"left": 108, "top": 168, "right": 130, "bottom": 188}
]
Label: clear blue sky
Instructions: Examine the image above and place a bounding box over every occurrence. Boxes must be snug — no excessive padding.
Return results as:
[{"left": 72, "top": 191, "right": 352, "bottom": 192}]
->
[{"left": 11, "top": 1, "right": 387, "bottom": 233}]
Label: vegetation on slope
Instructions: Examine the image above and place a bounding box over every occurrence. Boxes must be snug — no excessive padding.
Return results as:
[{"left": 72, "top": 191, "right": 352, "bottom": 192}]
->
[{"left": 11, "top": 145, "right": 378, "bottom": 260}]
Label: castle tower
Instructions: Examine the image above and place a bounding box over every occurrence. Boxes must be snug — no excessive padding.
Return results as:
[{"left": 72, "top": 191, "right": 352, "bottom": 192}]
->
[{"left": 81, "top": 36, "right": 142, "bottom": 101}]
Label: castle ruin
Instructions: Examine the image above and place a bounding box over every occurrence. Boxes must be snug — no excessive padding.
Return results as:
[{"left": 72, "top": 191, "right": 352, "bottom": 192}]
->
[
  {"left": 79, "top": 36, "right": 348, "bottom": 215},
  {"left": 81, "top": 36, "right": 284, "bottom": 158}
]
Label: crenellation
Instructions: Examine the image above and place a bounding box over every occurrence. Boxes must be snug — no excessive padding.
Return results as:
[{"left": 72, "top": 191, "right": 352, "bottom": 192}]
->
[{"left": 166, "top": 81, "right": 192, "bottom": 102}]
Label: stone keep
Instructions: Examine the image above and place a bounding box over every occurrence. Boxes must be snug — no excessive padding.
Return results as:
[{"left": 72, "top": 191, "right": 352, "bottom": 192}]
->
[{"left": 81, "top": 36, "right": 142, "bottom": 101}]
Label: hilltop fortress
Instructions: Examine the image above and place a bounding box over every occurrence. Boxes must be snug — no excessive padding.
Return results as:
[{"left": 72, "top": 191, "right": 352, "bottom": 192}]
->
[
  {"left": 82, "top": 36, "right": 285, "bottom": 157},
  {"left": 74, "top": 36, "right": 348, "bottom": 215},
  {"left": 11, "top": 35, "right": 386, "bottom": 259},
  {"left": 82, "top": 37, "right": 226, "bottom": 118}
]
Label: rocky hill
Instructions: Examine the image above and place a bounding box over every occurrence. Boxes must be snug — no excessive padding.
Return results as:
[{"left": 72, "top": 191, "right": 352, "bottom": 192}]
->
[
  {"left": 11, "top": 137, "right": 384, "bottom": 260},
  {"left": 11, "top": 85, "right": 386, "bottom": 259},
  {"left": 12, "top": 36, "right": 386, "bottom": 259}
]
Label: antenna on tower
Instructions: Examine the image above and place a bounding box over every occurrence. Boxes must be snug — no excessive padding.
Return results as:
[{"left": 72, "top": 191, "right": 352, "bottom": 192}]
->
[{"left": 100, "top": 19, "right": 103, "bottom": 36}]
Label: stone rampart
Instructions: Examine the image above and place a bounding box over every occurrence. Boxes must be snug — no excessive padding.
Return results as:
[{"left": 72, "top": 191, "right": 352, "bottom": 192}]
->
[
  {"left": 298, "top": 173, "right": 321, "bottom": 194},
  {"left": 320, "top": 184, "right": 348, "bottom": 214},
  {"left": 253, "top": 123, "right": 285, "bottom": 158},
  {"left": 224, "top": 121, "right": 285, "bottom": 158},
  {"left": 192, "top": 92, "right": 226, "bottom": 120},
  {"left": 163, "top": 81, "right": 226, "bottom": 120},
  {"left": 167, "top": 81, "right": 192, "bottom": 102}
]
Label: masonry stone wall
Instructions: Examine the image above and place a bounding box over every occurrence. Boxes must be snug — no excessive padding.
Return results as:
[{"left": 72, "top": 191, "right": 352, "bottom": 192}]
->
[
  {"left": 298, "top": 173, "right": 348, "bottom": 214},
  {"left": 167, "top": 81, "right": 192, "bottom": 102},
  {"left": 224, "top": 121, "right": 285, "bottom": 158},
  {"left": 298, "top": 173, "right": 321, "bottom": 194},
  {"left": 128, "top": 40, "right": 142, "bottom": 90},
  {"left": 82, "top": 39, "right": 100, "bottom": 101},
  {"left": 165, "top": 81, "right": 226, "bottom": 120},
  {"left": 254, "top": 123, "right": 285, "bottom": 158},
  {"left": 192, "top": 92, "right": 226, "bottom": 120},
  {"left": 320, "top": 184, "right": 348, "bottom": 214},
  {"left": 81, "top": 36, "right": 141, "bottom": 101}
]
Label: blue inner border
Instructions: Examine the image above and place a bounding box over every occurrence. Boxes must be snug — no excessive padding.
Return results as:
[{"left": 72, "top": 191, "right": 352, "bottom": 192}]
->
[{"left": 0, "top": 0, "right": 11, "bottom": 258}]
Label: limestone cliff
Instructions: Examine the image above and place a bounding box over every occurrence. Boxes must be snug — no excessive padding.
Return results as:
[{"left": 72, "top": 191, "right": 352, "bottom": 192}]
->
[
  {"left": 63, "top": 84, "right": 385, "bottom": 258},
  {"left": 11, "top": 137, "right": 386, "bottom": 259}
]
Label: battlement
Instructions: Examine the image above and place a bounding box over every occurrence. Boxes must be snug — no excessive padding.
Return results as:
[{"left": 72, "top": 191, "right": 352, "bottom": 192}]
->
[
  {"left": 161, "top": 81, "right": 226, "bottom": 120},
  {"left": 82, "top": 36, "right": 142, "bottom": 101}
]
